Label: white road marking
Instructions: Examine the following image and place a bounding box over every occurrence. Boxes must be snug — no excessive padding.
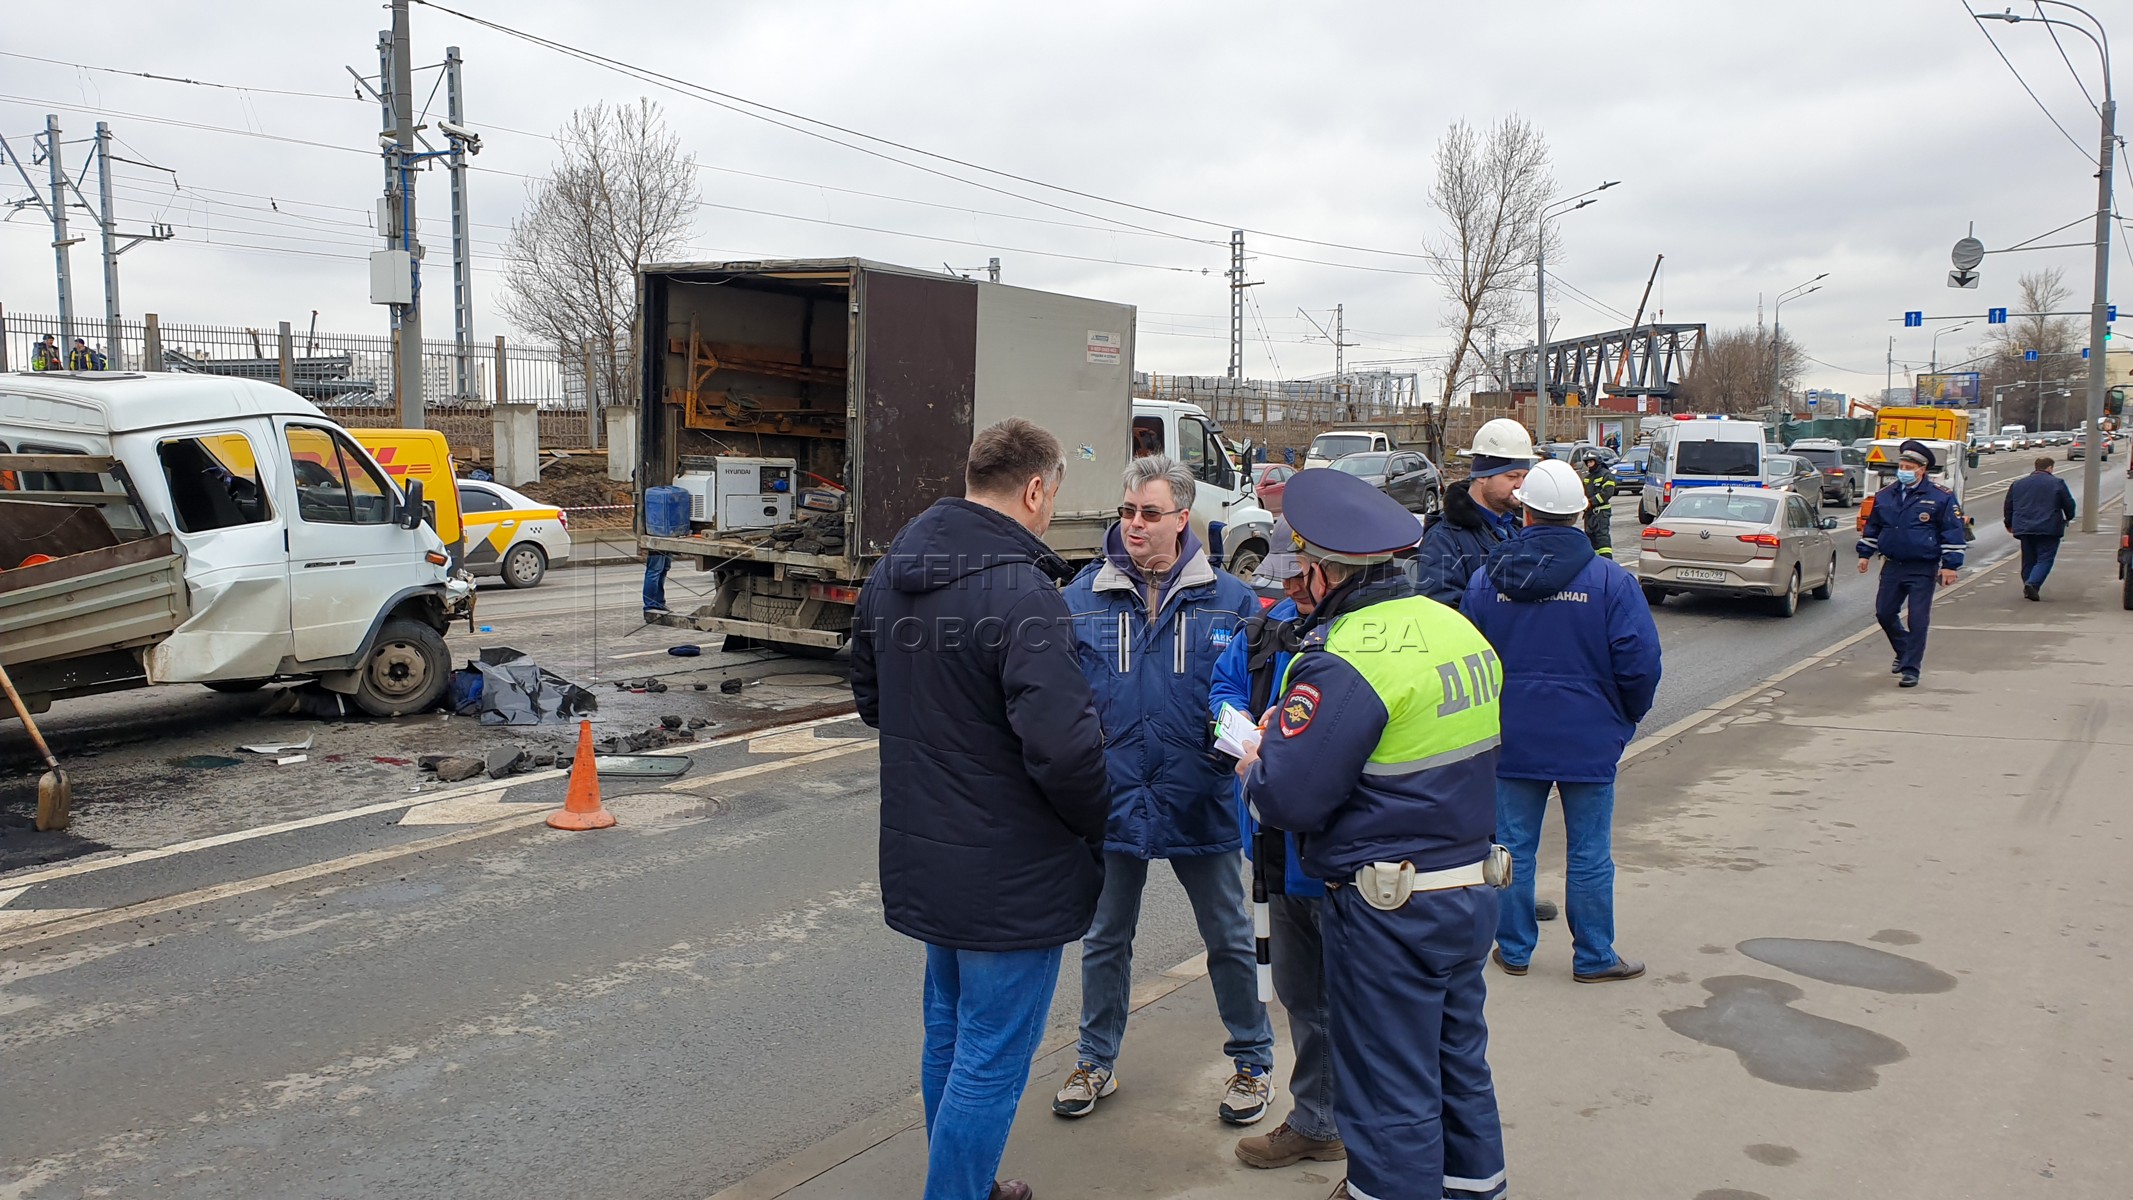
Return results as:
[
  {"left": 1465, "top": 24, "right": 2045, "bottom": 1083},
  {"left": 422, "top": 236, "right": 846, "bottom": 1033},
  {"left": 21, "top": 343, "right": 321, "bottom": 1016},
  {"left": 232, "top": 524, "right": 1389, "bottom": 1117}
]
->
[
  {"left": 664, "top": 742, "right": 877, "bottom": 793},
  {"left": 747, "top": 728, "right": 868, "bottom": 755},
  {"left": 0, "top": 713, "right": 864, "bottom": 891},
  {"left": 0, "top": 730, "right": 878, "bottom": 952}
]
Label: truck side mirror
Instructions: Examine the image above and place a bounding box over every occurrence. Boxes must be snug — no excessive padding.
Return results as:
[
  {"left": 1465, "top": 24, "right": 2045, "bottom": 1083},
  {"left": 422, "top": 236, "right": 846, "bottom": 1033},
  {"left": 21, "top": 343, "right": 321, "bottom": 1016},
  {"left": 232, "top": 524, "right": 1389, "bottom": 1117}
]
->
[{"left": 400, "top": 477, "right": 426, "bottom": 530}]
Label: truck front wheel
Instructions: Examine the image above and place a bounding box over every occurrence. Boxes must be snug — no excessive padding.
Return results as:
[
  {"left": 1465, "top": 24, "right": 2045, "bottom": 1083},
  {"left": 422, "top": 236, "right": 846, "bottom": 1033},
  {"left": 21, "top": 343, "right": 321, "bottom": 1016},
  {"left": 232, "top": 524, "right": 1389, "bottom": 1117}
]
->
[
  {"left": 1227, "top": 540, "right": 1268, "bottom": 579},
  {"left": 354, "top": 618, "right": 451, "bottom": 717}
]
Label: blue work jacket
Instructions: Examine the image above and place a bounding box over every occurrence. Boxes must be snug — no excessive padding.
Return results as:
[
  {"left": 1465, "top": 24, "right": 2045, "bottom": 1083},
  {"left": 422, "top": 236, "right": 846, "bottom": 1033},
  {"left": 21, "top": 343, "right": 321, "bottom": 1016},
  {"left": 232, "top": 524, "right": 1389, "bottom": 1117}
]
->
[
  {"left": 1064, "top": 529, "right": 1261, "bottom": 859},
  {"left": 1208, "top": 597, "right": 1322, "bottom": 896},
  {"left": 1463, "top": 525, "right": 1662, "bottom": 784}
]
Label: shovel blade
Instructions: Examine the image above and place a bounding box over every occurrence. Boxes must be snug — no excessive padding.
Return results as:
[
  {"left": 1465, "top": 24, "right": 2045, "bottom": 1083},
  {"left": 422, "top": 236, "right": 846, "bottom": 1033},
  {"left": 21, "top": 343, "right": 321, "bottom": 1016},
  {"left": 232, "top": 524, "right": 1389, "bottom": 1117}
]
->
[{"left": 35, "top": 770, "right": 71, "bottom": 832}]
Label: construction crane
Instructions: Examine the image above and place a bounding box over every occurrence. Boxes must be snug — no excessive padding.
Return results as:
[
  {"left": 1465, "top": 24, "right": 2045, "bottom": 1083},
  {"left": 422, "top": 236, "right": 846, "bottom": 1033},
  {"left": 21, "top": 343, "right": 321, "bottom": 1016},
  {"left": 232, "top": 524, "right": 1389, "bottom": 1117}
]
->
[{"left": 1609, "top": 255, "right": 1664, "bottom": 392}]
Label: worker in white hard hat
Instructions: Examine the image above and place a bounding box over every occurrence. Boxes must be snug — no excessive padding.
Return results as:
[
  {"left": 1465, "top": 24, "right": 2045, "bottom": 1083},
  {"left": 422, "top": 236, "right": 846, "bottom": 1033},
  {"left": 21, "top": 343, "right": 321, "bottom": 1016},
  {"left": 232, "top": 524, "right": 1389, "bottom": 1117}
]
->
[
  {"left": 1461, "top": 457, "right": 1662, "bottom": 985},
  {"left": 1414, "top": 418, "right": 1535, "bottom": 610}
]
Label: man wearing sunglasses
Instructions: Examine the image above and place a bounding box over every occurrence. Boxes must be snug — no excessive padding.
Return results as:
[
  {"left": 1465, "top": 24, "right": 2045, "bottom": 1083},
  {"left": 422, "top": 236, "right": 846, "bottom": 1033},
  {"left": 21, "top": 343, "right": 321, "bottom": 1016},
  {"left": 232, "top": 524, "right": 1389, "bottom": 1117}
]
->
[{"left": 1053, "top": 454, "right": 1275, "bottom": 1129}]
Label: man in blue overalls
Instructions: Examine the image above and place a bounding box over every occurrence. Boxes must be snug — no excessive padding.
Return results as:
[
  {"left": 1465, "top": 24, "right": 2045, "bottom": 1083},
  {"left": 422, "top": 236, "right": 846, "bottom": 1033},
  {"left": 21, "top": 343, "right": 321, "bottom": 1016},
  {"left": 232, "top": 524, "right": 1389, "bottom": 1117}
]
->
[
  {"left": 1858, "top": 439, "right": 1966, "bottom": 688},
  {"left": 1237, "top": 467, "right": 1509, "bottom": 1200}
]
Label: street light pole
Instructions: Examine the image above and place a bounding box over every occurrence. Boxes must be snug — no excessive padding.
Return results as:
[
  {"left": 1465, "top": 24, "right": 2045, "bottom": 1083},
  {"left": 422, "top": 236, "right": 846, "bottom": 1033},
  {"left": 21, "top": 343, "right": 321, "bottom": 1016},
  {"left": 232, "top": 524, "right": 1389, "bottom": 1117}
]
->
[
  {"left": 1977, "top": 2, "right": 2110, "bottom": 530},
  {"left": 1769, "top": 274, "right": 1826, "bottom": 420},
  {"left": 1930, "top": 321, "right": 1972, "bottom": 376},
  {"left": 1535, "top": 181, "right": 1617, "bottom": 445}
]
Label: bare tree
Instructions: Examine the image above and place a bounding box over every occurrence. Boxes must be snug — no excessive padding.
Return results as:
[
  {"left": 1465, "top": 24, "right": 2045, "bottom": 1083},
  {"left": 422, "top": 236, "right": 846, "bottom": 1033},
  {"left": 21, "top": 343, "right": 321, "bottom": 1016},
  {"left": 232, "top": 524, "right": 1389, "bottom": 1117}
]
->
[
  {"left": 1676, "top": 326, "right": 1804, "bottom": 415},
  {"left": 1427, "top": 116, "right": 1555, "bottom": 450},
  {"left": 1977, "top": 268, "right": 2082, "bottom": 423},
  {"left": 501, "top": 99, "right": 699, "bottom": 410}
]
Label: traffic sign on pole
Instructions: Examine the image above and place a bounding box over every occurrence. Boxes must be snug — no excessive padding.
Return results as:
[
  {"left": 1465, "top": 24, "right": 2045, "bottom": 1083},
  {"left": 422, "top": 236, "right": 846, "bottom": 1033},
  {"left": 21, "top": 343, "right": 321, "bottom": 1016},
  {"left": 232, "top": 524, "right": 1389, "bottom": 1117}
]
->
[
  {"left": 1905, "top": 311, "right": 1924, "bottom": 328},
  {"left": 1951, "top": 237, "right": 1985, "bottom": 270},
  {"left": 2025, "top": 349, "right": 2039, "bottom": 361},
  {"left": 1988, "top": 307, "right": 2008, "bottom": 324},
  {"left": 1948, "top": 269, "right": 1980, "bottom": 289}
]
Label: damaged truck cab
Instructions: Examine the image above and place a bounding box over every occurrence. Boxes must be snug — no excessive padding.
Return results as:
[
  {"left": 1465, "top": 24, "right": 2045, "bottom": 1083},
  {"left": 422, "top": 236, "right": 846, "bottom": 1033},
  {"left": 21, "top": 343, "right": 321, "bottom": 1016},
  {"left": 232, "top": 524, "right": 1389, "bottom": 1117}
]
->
[{"left": 0, "top": 372, "right": 472, "bottom": 717}]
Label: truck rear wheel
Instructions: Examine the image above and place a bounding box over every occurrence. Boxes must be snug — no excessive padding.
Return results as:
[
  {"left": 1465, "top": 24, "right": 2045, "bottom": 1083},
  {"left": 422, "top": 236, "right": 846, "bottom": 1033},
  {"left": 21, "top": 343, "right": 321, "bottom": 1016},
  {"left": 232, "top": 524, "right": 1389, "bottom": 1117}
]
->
[{"left": 354, "top": 619, "right": 451, "bottom": 717}]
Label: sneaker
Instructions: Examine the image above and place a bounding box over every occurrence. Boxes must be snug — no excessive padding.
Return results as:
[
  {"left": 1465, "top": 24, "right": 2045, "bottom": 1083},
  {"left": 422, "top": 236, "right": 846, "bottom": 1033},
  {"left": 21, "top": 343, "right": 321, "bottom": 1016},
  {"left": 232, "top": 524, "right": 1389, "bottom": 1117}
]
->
[
  {"left": 1219, "top": 1064, "right": 1273, "bottom": 1126},
  {"left": 1574, "top": 957, "right": 1647, "bottom": 983},
  {"left": 1236, "top": 1121, "right": 1347, "bottom": 1169},
  {"left": 1051, "top": 1062, "right": 1116, "bottom": 1118},
  {"left": 1899, "top": 671, "right": 1920, "bottom": 688},
  {"left": 2024, "top": 583, "right": 2041, "bottom": 601}
]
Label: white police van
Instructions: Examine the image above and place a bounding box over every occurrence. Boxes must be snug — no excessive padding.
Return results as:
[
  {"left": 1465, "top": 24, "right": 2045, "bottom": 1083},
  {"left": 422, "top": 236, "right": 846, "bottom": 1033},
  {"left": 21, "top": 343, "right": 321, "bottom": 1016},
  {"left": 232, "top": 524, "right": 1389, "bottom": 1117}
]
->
[{"left": 1638, "top": 416, "right": 1769, "bottom": 525}]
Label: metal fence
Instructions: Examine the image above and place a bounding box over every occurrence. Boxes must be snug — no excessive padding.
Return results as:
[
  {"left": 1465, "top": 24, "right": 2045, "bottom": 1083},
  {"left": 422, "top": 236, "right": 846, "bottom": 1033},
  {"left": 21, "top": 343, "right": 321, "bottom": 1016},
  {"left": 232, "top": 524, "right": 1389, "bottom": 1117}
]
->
[{"left": 0, "top": 307, "right": 617, "bottom": 412}]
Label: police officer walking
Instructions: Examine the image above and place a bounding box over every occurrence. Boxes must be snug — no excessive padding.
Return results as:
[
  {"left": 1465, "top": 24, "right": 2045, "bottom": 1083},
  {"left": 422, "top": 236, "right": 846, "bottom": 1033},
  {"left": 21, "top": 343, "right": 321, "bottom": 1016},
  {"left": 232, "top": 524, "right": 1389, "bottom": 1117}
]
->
[
  {"left": 1858, "top": 439, "right": 1966, "bottom": 688},
  {"left": 1578, "top": 452, "right": 1617, "bottom": 559},
  {"left": 1237, "top": 468, "right": 1509, "bottom": 1200}
]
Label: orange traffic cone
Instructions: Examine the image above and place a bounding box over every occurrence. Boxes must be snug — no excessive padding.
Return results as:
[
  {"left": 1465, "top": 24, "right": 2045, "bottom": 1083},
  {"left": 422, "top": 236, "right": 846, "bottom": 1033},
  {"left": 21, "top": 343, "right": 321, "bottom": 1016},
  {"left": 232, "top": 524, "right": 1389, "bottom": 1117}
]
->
[{"left": 548, "top": 720, "right": 616, "bottom": 830}]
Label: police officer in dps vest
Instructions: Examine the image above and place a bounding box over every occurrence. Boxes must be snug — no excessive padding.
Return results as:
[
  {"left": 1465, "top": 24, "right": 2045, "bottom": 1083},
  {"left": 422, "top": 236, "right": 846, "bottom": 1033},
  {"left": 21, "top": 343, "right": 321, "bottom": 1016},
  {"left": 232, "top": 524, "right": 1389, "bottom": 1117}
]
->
[
  {"left": 1857, "top": 438, "right": 1966, "bottom": 688},
  {"left": 1234, "top": 467, "right": 1509, "bottom": 1200}
]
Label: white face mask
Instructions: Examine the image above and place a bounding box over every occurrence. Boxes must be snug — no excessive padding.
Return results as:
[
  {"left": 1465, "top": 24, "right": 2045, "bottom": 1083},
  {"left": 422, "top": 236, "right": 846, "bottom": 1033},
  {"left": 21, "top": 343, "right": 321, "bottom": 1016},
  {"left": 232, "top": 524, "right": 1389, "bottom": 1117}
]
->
[{"left": 1896, "top": 468, "right": 1919, "bottom": 485}]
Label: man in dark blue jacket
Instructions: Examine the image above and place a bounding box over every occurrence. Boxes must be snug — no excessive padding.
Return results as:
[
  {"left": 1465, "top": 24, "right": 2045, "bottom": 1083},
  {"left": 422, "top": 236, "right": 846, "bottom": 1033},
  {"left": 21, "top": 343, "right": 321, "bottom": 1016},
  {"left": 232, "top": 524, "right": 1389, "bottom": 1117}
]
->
[
  {"left": 1414, "top": 418, "right": 1534, "bottom": 609},
  {"left": 1858, "top": 439, "right": 1967, "bottom": 687},
  {"left": 1054, "top": 454, "right": 1273, "bottom": 1127},
  {"left": 1207, "top": 519, "right": 1347, "bottom": 1172},
  {"left": 850, "top": 418, "right": 1111, "bottom": 1200},
  {"left": 1464, "top": 459, "right": 1661, "bottom": 984},
  {"left": 2003, "top": 456, "right": 2077, "bottom": 601}
]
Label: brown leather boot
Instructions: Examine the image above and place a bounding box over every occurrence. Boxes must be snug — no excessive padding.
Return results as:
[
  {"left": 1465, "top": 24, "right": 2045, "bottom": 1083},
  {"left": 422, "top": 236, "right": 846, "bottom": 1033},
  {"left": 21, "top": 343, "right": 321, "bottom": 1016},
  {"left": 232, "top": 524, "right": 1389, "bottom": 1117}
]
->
[{"left": 1235, "top": 1120, "right": 1347, "bottom": 1169}]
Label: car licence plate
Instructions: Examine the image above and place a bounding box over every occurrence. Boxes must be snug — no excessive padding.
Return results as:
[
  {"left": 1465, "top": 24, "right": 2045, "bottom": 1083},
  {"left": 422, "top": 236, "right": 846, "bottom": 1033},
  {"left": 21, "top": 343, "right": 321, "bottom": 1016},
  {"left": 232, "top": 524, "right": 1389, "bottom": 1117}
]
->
[{"left": 1677, "top": 568, "right": 1728, "bottom": 583}]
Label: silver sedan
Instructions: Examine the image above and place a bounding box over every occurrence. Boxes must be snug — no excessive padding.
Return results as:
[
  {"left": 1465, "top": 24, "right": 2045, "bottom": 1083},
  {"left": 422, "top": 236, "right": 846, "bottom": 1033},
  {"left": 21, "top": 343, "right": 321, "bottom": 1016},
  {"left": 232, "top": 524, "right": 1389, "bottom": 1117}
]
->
[{"left": 1637, "top": 488, "right": 1842, "bottom": 617}]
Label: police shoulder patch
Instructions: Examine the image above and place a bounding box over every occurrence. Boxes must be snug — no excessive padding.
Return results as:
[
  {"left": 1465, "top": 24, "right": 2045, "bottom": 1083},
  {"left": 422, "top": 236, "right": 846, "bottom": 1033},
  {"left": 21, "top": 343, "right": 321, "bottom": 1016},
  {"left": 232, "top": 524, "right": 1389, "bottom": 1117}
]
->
[{"left": 1279, "top": 683, "right": 1321, "bottom": 737}]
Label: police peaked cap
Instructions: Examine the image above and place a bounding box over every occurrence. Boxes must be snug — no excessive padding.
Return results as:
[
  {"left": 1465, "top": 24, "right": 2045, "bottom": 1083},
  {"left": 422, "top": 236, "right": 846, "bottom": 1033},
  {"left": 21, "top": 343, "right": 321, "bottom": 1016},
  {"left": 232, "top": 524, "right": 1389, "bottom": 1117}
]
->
[
  {"left": 1897, "top": 439, "right": 1936, "bottom": 469},
  {"left": 1280, "top": 468, "right": 1423, "bottom": 565}
]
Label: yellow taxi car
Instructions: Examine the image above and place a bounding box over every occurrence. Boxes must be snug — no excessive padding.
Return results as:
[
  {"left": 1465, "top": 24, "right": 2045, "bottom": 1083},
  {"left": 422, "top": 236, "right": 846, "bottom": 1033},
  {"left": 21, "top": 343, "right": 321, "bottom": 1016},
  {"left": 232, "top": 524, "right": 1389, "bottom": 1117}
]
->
[{"left": 456, "top": 478, "right": 571, "bottom": 588}]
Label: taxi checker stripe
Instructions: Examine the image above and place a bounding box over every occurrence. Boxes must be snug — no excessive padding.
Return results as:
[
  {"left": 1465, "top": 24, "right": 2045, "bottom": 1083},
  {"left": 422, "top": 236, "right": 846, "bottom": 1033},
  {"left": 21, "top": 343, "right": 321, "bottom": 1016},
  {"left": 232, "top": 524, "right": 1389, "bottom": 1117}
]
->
[{"left": 1359, "top": 733, "right": 1500, "bottom": 776}]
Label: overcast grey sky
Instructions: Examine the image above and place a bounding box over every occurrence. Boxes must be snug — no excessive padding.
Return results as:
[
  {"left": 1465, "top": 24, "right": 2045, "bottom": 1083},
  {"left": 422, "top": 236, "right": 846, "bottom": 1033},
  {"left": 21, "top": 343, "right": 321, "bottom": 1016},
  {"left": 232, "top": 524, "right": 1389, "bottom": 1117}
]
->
[{"left": 2, "top": 0, "right": 2122, "bottom": 401}]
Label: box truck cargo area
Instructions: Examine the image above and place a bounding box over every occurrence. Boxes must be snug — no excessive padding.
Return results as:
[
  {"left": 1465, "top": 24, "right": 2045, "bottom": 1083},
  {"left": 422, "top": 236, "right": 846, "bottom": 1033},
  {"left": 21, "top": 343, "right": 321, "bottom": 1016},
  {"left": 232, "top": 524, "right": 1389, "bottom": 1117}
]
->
[{"left": 636, "top": 259, "right": 1272, "bottom": 653}]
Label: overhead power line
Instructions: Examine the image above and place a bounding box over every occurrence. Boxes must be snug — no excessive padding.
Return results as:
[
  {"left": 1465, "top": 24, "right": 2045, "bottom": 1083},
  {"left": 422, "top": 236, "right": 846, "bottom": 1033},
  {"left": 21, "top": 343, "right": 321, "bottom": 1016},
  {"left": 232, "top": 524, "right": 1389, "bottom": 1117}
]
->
[
  {"left": 0, "top": 49, "right": 369, "bottom": 103},
  {"left": 406, "top": 0, "right": 1462, "bottom": 278}
]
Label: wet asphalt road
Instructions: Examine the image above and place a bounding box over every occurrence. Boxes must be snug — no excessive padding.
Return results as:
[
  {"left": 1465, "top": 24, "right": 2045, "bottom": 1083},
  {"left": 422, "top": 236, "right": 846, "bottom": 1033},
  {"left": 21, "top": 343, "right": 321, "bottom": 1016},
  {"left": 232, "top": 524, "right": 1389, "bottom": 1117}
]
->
[{"left": 0, "top": 451, "right": 2112, "bottom": 1198}]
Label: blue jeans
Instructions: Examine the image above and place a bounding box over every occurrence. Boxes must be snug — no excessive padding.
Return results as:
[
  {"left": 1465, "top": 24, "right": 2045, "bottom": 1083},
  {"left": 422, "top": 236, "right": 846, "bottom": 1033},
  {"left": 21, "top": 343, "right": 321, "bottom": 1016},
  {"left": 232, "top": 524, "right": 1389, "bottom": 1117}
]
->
[
  {"left": 2018, "top": 535, "right": 2061, "bottom": 589},
  {"left": 921, "top": 943, "right": 1063, "bottom": 1200},
  {"left": 642, "top": 552, "right": 671, "bottom": 612},
  {"left": 1270, "top": 893, "right": 1336, "bottom": 1140},
  {"left": 1077, "top": 851, "right": 1275, "bottom": 1073},
  {"left": 1494, "top": 778, "right": 1623, "bottom": 977}
]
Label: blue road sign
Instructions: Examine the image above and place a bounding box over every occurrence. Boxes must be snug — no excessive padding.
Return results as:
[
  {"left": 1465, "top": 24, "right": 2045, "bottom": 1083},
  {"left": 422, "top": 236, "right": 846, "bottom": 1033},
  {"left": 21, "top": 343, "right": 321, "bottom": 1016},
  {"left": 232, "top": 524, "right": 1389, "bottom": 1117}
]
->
[
  {"left": 1989, "top": 307, "right": 2008, "bottom": 324},
  {"left": 2112, "top": 305, "right": 2119, "bottom": 322},
  {"left": 1904, "top": 311, "right": 1924, "bottom": 327},
  {"left": 2082, "top": 347, "right": 2090, "bottom": 359},
  {"left": 2025, "top": 349, "right": 2039, "bottom": 361}
]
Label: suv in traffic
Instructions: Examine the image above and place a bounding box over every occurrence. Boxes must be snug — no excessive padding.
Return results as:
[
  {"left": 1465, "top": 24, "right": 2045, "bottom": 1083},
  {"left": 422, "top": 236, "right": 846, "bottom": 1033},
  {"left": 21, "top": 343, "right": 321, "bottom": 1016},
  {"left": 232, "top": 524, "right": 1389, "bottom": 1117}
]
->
[{"left": 1786, "top": 439, "right": 1867, "bottom": 508}]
